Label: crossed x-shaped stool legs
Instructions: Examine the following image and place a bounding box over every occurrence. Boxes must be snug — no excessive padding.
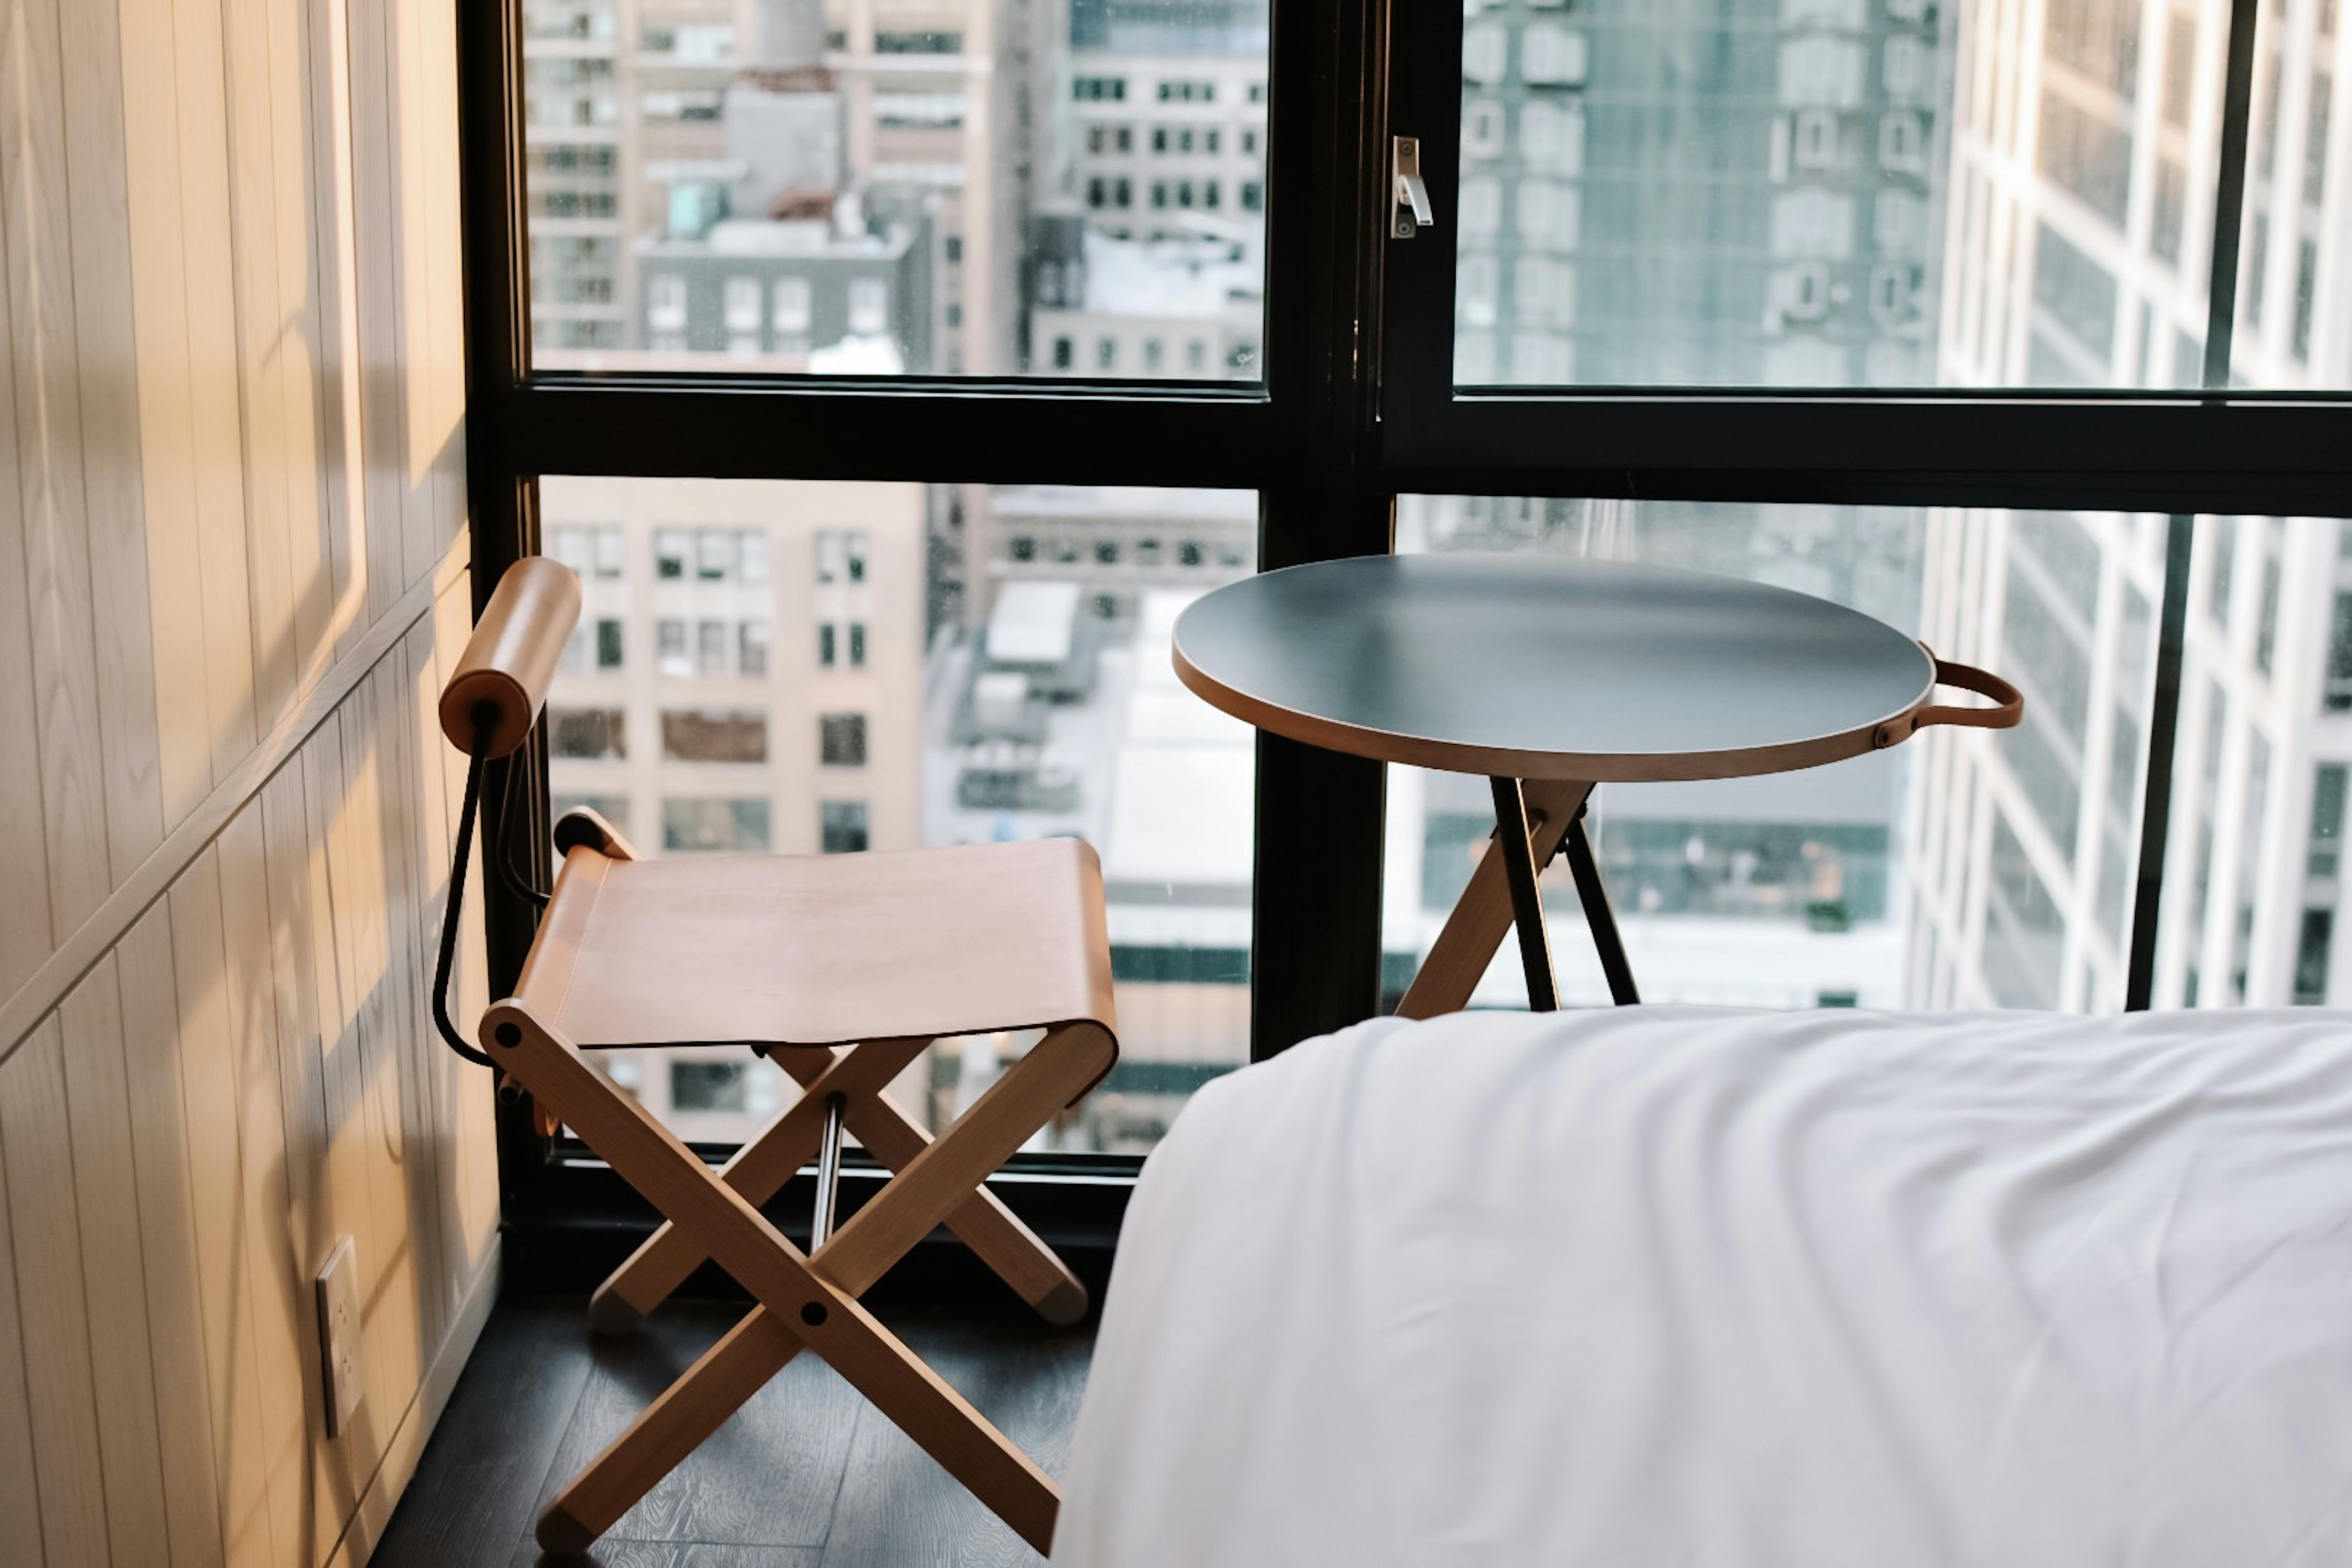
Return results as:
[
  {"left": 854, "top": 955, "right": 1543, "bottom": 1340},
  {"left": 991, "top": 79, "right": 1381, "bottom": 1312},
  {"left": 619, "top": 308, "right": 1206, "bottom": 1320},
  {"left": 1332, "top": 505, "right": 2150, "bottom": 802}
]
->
[{"left": 486, "top": 1002, "right": 1113, "bottom": 1556}]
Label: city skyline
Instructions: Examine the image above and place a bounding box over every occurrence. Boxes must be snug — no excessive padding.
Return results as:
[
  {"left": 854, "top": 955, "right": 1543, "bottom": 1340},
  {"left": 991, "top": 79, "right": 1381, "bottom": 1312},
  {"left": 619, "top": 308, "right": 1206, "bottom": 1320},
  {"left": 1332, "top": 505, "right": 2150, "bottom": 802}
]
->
[{"left": 524, "top": 0, "right": 2352, "bottom": 1150}]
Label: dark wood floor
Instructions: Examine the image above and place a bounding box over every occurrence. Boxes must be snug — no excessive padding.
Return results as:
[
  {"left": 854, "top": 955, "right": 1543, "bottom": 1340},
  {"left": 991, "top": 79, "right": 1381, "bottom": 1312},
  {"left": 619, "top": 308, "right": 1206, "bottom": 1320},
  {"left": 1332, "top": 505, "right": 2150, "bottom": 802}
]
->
[{"left": 374, "top": 1293, "right": 1096, "bottom": 1568}]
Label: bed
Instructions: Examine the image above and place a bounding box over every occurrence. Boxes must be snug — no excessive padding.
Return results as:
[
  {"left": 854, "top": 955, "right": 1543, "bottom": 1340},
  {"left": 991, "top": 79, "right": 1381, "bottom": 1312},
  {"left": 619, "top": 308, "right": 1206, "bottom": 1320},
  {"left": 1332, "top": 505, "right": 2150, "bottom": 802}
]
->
[{"left": 1050, "top": 1006, "right": 2352, "bottom": 1567}]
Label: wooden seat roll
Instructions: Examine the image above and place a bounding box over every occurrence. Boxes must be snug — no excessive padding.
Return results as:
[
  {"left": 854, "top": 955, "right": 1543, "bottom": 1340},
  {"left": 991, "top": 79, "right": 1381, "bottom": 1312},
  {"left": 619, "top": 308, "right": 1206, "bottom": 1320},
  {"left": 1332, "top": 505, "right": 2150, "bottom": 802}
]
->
[{"left": 438, "top": 556, "right": 584, "bottom": 757}]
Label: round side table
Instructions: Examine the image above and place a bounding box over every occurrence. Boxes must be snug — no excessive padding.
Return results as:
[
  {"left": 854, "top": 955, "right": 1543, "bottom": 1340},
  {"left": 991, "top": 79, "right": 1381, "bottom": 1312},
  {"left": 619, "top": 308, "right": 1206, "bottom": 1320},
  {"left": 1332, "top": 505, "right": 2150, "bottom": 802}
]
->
[{"left": 1173, "top": 554, "right": 2021, "bottom": 1012}]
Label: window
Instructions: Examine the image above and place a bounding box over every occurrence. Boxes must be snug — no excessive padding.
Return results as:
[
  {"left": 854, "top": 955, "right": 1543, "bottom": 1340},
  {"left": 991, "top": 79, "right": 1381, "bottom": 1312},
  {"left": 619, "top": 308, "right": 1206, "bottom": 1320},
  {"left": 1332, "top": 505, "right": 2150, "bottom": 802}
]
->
[
  {"left": 697, "top": 618, "right": 728, "bottom": 673},
  {"left": 549, "top": 707, "right": 626, "bottom": 760},
  {"left": 523, "top": 23, "right": 1265, "bottom": 381},
  {"left": 497, "top": 0, "right": 2337, "bottom": 1199},
  {"left": 2329, "top": 593, "right": 2352, "bottom": 712},
  {"left": 647, "top": 273, "right": 687, "bottom": 333},
  {"left": 662, "top": 709, "right": 768, "bottom": 763},
  {"left": 662, "top": 798, "right": 770, "bottom": 853},
  {"left": 655, "top": 529, "right": 688, "bottom": 578},
  {"left": 655, "top": 618, "right": 690, "bottom": 676},
  {"left": 596, "top": 618, "right": 624, "bottom": 668},
  {"left": 820, "top": 801, "right": 870, "bottom": 854},
  {"left": 724, "top": 276, "right": 760, "bottom": 334},
  {"left": 739, "top": 620, "right": 769, "bottom": 677},
  {"left": 670, "top": 1060, "right": 747, "bottom": 1113},
  {"left": 772, "top": 277, "right": 812, "bottom": 335},
  {"left": 818, "top": 622, "right": 837, "bottom": 666},
  {"left": 696, "top": 527, "right": 734, "bottom": 580},
  {"left": 820, "top": 713, "right": 868, "bottom": 766},
  {"left": 848, "top": 277, "right": 889, "bottom": 336}
]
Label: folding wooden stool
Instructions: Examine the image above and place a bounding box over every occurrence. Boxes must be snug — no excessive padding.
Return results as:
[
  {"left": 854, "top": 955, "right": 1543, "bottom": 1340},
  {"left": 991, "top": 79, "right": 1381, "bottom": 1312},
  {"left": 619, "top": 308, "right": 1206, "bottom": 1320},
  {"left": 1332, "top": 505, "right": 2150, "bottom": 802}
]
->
[{"left": 430, "top": 558, "right": 1119, "bottom": 1556}]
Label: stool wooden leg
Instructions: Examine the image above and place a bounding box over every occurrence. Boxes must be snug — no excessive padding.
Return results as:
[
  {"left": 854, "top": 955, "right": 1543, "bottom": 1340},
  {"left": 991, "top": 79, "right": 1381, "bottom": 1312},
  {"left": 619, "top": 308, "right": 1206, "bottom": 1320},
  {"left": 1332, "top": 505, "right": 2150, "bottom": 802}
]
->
[
  {"left": 595, "top": 1037, "right": 1088, "bottom": 1334},
  {"left": 1396, "top": 778, "right": 1593, "bottom": 1019},
  {"left": 775, "top": 1048, "right": 1089, "bottom": 1325},
  {"left": 588, "top": 1038, "right": 931, "bottom": 1334},
  {"left": 498, "top": 1007, "right": 1115, "bottom": 1556}
]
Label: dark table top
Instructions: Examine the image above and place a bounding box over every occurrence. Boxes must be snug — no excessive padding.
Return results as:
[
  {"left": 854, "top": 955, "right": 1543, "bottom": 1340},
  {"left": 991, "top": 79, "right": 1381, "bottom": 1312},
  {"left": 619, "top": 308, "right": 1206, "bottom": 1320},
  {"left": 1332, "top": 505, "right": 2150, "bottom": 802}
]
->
[{"left": 1172, "top": 554, "right": 1937, "bottom": 782}]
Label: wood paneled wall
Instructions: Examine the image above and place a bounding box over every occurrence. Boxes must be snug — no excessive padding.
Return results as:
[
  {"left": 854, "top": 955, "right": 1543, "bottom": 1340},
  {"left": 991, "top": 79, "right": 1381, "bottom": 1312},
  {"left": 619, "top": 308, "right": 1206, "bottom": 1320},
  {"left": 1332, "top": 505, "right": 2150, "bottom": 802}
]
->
[{"left": 0, "top": 0, "right": 490, "bottom": 1560}]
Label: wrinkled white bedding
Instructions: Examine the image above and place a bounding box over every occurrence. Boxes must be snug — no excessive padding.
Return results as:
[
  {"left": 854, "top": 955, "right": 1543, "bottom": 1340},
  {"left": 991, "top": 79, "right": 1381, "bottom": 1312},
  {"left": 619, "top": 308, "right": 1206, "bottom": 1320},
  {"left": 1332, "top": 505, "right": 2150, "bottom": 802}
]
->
[{"left": 1052, "top": 1007, "right": 2352, "bottom": 1568}]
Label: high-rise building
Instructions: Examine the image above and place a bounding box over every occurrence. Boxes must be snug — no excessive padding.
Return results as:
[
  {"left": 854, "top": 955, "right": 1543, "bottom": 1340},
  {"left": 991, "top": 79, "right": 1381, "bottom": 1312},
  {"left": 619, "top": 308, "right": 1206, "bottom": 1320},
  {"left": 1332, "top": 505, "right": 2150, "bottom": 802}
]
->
[
  {"left": 1909, "top": 0, "right": 2352, "bottom": 1011},
  {"left": 1038, "top": 0, "right": 1268, "bottom": 379},
  {"left": 524, "top": 0, "right": 1052, "bottom": 372},
  {"left": 1454, "top": 0, "right": 1945, "bottom": 386},
  {"left": 928, "top": 485, "right": 1260, "bottom": 1148},
  {"left": 540, "top": 475, "right": 927, "bottom": 1138},
  {"left": 522, "top": 0, "right": 630, "bottom": 353}
]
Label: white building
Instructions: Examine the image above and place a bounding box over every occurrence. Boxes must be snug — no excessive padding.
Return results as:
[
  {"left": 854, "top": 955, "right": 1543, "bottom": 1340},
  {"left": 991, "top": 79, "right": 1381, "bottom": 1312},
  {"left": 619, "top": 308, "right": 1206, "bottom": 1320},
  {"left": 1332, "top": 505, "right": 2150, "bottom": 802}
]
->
[
  {"left": 1910, "top": 0, "right": 2352, "bottom": 1011},
  {"left": 540, "top": 475, "right": 927, "bottom": 1138},
  {"left": 1062, "top": 51, "right": 1268, "bottom": 241},
  {"left": 522, "top": 0, "right": 630, "bottom": 353}
]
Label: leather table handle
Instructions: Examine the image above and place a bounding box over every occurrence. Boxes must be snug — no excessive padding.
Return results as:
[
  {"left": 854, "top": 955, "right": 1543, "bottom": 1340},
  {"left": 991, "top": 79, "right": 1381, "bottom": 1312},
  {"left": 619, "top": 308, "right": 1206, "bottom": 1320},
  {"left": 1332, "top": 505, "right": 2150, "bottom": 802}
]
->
[{"left": 1874, "top": 649, "right": 2025, "bottom": 747}]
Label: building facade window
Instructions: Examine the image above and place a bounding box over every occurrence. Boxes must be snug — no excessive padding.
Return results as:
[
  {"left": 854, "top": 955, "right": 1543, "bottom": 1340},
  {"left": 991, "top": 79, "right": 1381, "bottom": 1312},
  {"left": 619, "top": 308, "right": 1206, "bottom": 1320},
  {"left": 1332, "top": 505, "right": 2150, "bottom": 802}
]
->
[
  {"left": 820, "top": 800, "right": 870, "bottom": 854},
  {"left": 820, "top": 713, "right": 869, "bottom": 767},
  {"left": 549, "top": 706, "right": 626, "bottom": 760},
  {"left": 662, "top": 709, "right": 769, "bottom": 763},
  {"left": 662, "top": 798, "right": 771, "bottom": 854}
]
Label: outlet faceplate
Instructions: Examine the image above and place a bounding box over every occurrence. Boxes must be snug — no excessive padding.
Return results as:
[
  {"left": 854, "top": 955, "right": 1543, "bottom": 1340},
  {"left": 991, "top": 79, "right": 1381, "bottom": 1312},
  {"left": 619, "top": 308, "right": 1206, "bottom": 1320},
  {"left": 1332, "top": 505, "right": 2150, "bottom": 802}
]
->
[{"left": 316, "top": 1236, "right": 366, "bottom": 1438}]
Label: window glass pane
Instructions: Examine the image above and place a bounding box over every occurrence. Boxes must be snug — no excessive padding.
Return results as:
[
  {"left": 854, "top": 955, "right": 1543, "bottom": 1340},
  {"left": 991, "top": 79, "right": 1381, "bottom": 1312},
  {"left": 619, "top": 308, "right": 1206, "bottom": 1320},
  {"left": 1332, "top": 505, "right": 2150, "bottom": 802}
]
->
[
  {"left": 1390, "top": 503, "right": 2351, "bottom": 1010},
  {"left": 1453, "top": 0, "right": 2231, "bottom": 388},
  {"left": 542, "top": 476, "right": 1254, "bottom": 1153},
  {"left": 2228, "top": 0, "right": 2342, "bottom": 382},
  {"left": 1384, "top": 498, "right": 2124, "bottom": 1009},
  {"left": 521, "top": 0, "right": 1269, "bottom": 380}
]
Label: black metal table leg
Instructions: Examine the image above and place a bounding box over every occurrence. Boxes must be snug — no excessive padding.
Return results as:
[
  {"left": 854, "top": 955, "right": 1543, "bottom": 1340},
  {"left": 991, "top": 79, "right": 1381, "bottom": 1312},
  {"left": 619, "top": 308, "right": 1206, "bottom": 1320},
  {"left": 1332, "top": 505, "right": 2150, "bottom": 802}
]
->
[
  {"left": 1489, "top": 777, "right": 1560, "bottom": 1011},
  {"left": 1563, "top": 808, "right": 1641, "bottom": 1006}
]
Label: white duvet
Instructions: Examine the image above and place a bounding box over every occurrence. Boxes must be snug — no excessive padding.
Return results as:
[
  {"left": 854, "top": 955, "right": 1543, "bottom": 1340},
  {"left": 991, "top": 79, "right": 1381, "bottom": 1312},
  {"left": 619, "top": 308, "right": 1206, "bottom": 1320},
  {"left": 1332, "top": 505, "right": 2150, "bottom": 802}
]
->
[{"left": 1051, "top": 1006, "right": 2352, "bottom": 1568}]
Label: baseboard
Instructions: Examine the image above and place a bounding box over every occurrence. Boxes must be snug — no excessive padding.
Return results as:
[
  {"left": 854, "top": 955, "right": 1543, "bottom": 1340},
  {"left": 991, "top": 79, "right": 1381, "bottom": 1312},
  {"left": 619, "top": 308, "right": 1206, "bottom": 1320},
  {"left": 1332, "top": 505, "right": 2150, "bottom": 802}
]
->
[{"left": 323, "top": 1236, "right": 505, "bottom": 1568}]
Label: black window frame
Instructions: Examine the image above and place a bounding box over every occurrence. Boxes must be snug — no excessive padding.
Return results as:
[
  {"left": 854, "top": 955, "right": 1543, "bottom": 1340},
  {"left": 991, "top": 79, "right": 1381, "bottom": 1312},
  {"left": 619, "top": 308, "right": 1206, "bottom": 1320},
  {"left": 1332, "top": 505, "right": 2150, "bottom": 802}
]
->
[{"left": 461, "top": 0, "right": 2348, "bottom": 1270}]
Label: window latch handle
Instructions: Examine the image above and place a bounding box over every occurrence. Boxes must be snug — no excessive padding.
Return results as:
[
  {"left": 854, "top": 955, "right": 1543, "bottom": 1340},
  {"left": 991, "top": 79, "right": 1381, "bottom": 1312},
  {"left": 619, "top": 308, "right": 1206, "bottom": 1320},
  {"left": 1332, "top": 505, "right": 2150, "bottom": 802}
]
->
[{"left": 1392, "top": 136, "right": 1433, "bottom": 238}]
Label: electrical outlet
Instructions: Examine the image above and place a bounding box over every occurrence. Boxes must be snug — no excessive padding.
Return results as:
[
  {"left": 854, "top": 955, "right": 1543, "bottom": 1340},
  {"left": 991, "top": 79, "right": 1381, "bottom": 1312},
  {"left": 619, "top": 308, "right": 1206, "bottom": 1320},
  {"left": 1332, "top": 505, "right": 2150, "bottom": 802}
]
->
[{"left": 316, "top": 1237, "right": 366, "bottom": 1439}]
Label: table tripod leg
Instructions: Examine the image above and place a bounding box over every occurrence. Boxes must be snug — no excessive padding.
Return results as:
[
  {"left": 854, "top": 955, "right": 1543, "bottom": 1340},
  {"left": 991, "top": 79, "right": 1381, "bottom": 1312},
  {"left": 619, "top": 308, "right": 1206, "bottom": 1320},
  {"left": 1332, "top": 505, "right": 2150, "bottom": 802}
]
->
[
  {"left": 1489, "top": 777, "right": 1560, "bottom": 1012},
  {"left": 1563, "top": 809, "right": 1641, "bottom": 1006}
]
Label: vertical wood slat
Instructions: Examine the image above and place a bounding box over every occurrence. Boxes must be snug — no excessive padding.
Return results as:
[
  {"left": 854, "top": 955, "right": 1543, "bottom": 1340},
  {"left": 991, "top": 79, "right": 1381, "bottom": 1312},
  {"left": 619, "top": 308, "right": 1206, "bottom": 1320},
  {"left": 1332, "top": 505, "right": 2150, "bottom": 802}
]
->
[
  {"left": 346, "top": 0, "right": 404, "bottom": 634},
  {"left": 388, "top": 0, "right": 452, "bottom": 588},
  {"left": 115, "top": 0, "right": 215, "bottom": 832},
  {"left": 417, "top": 0, "right": 467, "bottom": 577},
  {"left": 372, "top": 647, "right": 451, "bottom": 1350},
  {"left": 170, "top": 0, "right": 259, "bottom": 781},
  {"left": 403, "top": 614, "right": 475, "bottom": 1323},
  {"left": 260, "top": 756, "right": 372, "bottom": 1561},
  {"left": 169, "top": 850, "right": 282, "bottom": 1568},
  {"left": 115, "top": 902, "right": 231, "bottom": 1568},
  {"left": 0, "top": 1018, "right": 113, "bottom": 1567},
  {"left": 0, "top": 126, "right": 56, "bottom": 996},
  {"left": 311, "top": 0, "right": 369, "bottom": 665},
  {"left": 56, "top": 0, "right": 164, "bottom": 886},
  {"left": 55, "top": 953, "right": 175, "bottom": 1565},
  {"left": 216, "top": 803, "right": 311, "bottom": 1566},
  {"left": 222, "top": 0, "right": 298, "bottom": 731},
  {"left": 1, "top": 0, "right": 114, "bottom": 934},
  {"left": 428, "top": 577, "right": 499, "bottom": 1260},
  {"left": 266, "top": 0, "right": 334, "bottom": 688},
  {"left": 0, "top": 1078, "right": 48, "bottom": 1562},
  {"left": 300, "top": 727, "right": 401, "bottom": 1487},
  {"left": 332, "top": 675, "right": 430, "bottom": 1414},
  {"left": 389, "top": 0, "right": 445, "bottom": 588}
]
